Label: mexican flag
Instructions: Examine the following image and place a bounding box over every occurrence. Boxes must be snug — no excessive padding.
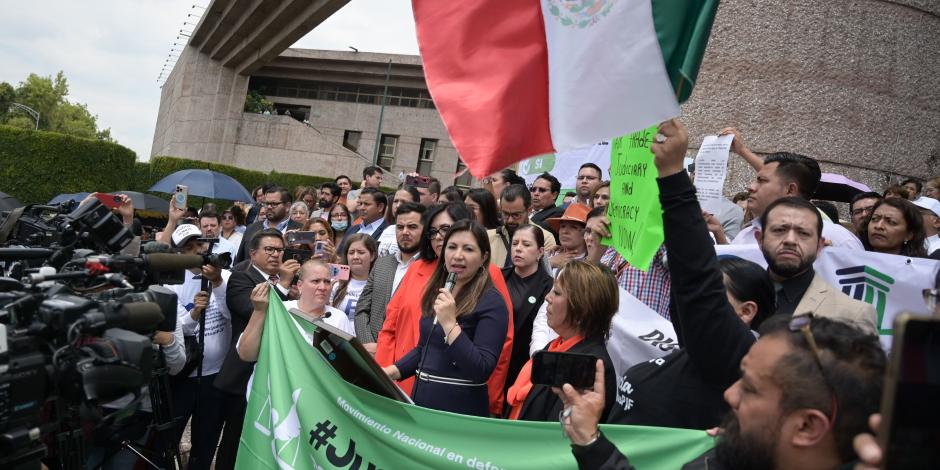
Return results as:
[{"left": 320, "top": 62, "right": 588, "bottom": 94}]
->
[
  {"left": 235, "top": 291, "right": 714, "bottom": 469},
  {"left": 413, "top": 0, "right": 720, "bottom": 177}
]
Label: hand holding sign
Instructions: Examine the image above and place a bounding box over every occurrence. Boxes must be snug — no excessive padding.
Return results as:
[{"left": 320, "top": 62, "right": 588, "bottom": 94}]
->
[{"left": 650, "top": 119, "right": 690, "bottom": 177}]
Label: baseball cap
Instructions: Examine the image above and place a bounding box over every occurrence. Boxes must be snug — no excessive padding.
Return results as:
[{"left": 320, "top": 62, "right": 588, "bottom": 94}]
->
[
  {"left": 172, "top": 224, "right": 203, "bottom": 248},
  {"left": 913, "top": 197, "right": 940, "bottom": 217}
]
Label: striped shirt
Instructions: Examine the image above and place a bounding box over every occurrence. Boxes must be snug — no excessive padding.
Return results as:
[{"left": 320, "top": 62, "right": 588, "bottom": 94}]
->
[{"left": 600, "top": 246, "right": 671, "bottom": 320}]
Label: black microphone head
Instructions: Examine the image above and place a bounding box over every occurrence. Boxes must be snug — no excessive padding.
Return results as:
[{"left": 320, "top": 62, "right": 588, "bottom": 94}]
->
[
  {"left": 142, "top": 241, "right": 172, "bottom": 254},
  {"left": 145, "top": 253, "right": 204, "bottom": 273}
]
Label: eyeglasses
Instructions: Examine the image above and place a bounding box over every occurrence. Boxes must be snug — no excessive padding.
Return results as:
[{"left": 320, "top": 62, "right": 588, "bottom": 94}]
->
[
  {"left": 850, "top": 206, "right": 875, "bottom": 217},
  {"left": 924, "top": 288, "right": 939, "bottom": 311},
  {"left": 529, "top": 186, "right": 550, "bottom": 193},
  {"left": 501, "top": 211, "right": 526, "bottom": 221},
  {"left": 262, "top": 246, "right": 285, "bottom": 255},
  {"left": 262, "top": 201, "right": 285, "bottom": 208},
  {"left": 221, "top": 215, "right": 234, "bottom": 220},
  {"left": 428, "top": 225, "right": 451, "bottom": 238},
  {"left": 788, "top": 314, "right": 839, "bottom": 424}
]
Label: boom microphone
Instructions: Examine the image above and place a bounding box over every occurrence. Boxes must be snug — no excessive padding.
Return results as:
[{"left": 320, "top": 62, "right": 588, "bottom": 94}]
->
[
  {"left": 81, "top": 301, "right": 165, "bottom": 334},
  {"left": 144, "top": 253, "right": 204, "bottom": 272}
]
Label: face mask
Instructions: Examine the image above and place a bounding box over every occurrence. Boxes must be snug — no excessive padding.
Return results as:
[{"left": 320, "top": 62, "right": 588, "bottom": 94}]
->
[{"left": 331, "top": 221, "right": 348, "bottom": 231}]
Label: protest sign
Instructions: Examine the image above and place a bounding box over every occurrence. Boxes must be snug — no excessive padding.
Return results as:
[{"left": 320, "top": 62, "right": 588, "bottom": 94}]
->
[
  {"left": 519, "top": 144, "right": 611, "bottom": 203},
  {"left": 602, "top": 126, "right": 663, "bottom": 271},
  {"left": 237, "top": 293, "right": 713, "bottom": 469},
  {"left": 692, "top": 134, "right": 734, "bottom": 204},
  {"left": 715, "top": 245, "right": 939, "bottom": 347}
]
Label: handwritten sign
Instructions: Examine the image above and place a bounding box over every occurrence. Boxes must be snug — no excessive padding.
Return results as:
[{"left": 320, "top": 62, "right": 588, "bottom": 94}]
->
[
  {"left": 692, "top": 134, "right": 734, "bottom": 204},
  {"left": 602, "top": 125, "right": 663, "bottom": 271}
]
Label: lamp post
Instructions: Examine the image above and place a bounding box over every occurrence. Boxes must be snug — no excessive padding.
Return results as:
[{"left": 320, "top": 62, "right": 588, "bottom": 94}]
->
[
  {"left": 9, "top": 103, "right": 40, "bottom": 130},
  {"left": 372, "top": 59, "right": 392, "bottom": 166}
]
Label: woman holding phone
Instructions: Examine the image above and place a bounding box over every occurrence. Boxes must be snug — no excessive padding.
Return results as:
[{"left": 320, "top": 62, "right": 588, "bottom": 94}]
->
[
  {"left": 382, "top": 220, "right": 509, "bottom": 417},
  {"left": 301, "top": 218, "right": 336, "bottom": 262},
  {"left": 506, "top": 260, "right": 617, "bottom": 421},
  {"left": 331, "top": 233, "right": 377, "bottom": 322}
]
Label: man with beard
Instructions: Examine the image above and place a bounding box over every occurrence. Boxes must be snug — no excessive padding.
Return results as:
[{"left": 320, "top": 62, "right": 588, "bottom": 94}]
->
[
  {"left": 555, "top": 119, "right": 886, "bottom": 470},
  {"left": 234, "top": 186, "right": 302, "bottom": 266},
  {"left": 757, "top": 197, "right": 877, "bottom": 333},
  {"left": 311, "top": 182, "right": 341, "bottom": 220},
  {"left": 488, "top": 184, "right": 556, "bottom": 268},
  {"left": 353, "top": 202, "right": 426, "bottom": 354}
]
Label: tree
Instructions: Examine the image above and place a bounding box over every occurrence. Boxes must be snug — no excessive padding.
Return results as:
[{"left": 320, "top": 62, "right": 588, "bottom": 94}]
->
[
  {"left": 244, "top": 89, "right": 274, "bottom": 114},
  {"left": 1, "top": 71, "right": 114, "bottom": 142},
  {"left": 0, "top": 82, "right": 14, "bottom": 122}
]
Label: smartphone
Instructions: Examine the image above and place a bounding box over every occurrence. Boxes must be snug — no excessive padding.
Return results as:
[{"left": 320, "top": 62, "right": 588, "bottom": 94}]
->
[
  {"left": 282, "top": 248, "right": 313, "bottom": 264},
  {"left": 531, "top": 351, "right": 597, "bottom": 389},
  {"left": 314, "top": 241, "right": 326, "bottom": 256},
  {"left": 329, "top": 263, "right": 350, "bottom": 281},
  {"left": 286, "top": 231, "right": 316, "bottom": 246},
  {"left": 95, "top": 193, "right": 123, "bottom": 209},
  {"left": 405, "top": 175, "right": 431, "bottom": 188},
  {"left": 174, "top": 184, "right": 188, "bottom": 210},
  {"left": 878, "top": 314, "right": 940, "bottom": 469}
]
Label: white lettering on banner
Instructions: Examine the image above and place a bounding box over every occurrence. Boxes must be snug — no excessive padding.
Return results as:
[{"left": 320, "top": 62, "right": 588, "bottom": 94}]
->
[
  {"left": 715, "top": 245, "right": 940, "bottom": 348},
  {"left": 692, "top": 134, "right": 734, "bottom": 204},
  {"left": 336, "top": 396, "right": 393, "bottom": 434}
]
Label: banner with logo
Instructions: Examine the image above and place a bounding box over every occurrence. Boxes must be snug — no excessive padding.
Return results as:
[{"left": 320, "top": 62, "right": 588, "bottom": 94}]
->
[
  {"left": 236, "top": 293, "right": 713, "bottom": 469},
  {"left": 715, "top": 246, "right": 939, "bottom": 345},
  {"left": 519, "top": 144, "right": 612, "bottom": 199}
]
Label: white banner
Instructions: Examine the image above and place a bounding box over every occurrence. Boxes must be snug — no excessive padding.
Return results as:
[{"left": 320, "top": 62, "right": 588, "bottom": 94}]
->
[
  {"left": 716, "top": 245, "right": 940, "bottom": 347},
  {"left": 518, "top": 143, "right": 612, "bottom": 193}
]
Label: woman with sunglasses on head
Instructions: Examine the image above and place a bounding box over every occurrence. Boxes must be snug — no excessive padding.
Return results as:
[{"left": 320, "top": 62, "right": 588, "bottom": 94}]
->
[
  {"left": 300, "top": 218, "right": 337, "bottom": 263},
  {"left": 376, "top": 203, "right": 515, "bottom": 416},
  {"left": 383, "top": 220, "right": 509, "bottom": 416}
]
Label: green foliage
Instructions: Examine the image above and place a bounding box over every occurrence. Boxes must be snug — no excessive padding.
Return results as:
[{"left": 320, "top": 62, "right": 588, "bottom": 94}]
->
[
  {"left": 1, "top": 71, "right": 114, "bottom": 143},
  {"left": 244, "top": 89, "right": 274, "bottom": 114},
  {"left": 0, "top": 82, "right": 14, "bottom": 122},
  {"left": 0, "top": 125, "right": 136, "bottom": 204}
]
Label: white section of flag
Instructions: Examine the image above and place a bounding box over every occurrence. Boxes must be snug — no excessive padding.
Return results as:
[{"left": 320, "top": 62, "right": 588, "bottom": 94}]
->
[{"left": 540, "top": 0, "right": 680, "bottom": 151}]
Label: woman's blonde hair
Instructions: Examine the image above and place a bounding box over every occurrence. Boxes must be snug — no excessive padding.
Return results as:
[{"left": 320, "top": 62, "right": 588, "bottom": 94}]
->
[{"left": 555, "top": 260, "right": 617, "bottom": 339}]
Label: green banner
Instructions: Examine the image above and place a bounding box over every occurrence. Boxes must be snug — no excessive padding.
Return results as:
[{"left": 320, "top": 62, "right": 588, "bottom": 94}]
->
[
  {"left": 602, "top": 126, "right": 665, "bottom": 272},
  {"left": 236, "top": 293, "right": 712, "bottom": 469}
]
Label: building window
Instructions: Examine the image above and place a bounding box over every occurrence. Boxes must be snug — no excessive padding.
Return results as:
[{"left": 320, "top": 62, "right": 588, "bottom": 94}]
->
[
  {"left": 343, "top": 130, "right": 362, "bottom": 152},
  {"left": 455, "top": 157, "right": 476, "bottom": 189},
  {"left": 417, "top": 138, "right": 437, "bottom": 175},
  {"left": 378, "top": 134, "right": 398, "bottom": 171}
]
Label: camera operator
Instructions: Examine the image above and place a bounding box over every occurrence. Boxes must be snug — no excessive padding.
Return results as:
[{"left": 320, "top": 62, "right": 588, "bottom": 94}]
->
[
  {"left": 165, "top": 224, "right": 232, "bottom": 470},
  {"left": 84, "top": 309, "right": 185, "bottom": 470}
]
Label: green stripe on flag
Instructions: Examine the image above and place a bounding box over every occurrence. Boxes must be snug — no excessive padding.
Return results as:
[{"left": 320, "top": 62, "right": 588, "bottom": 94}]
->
[
  {"left": 650, "top": 0, "right": 721, "bottom": 102},
  {"left": 236, "top": 291, "right": 715, "bottom": 469}
]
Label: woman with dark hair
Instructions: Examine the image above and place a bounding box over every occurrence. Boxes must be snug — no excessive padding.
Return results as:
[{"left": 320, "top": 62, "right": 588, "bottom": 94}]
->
[
  {"left": 327, "top": 203, "right": 351, "bottom": 250},
  {"left": 860, "top": 198, "right": 928, "bottom": 258},
  {"left": 508, "top": 260, "right": 618, "bottom": 421},
  {"left": 377, "top": 185, "right": 421, "bottom": 257},
  {"left": 332, "top": 233, "right": 378, "bottom": 321},
  {"left": 439, "top": 186, "right": 464, "bottom": 204},
  {"left": 221, "top": 207, "right": 245, "bottom": 250},
  {"left": 464, "top": 188, "right": 501, "bottom": 229},
  {"left": 301, "top": 218, "right": 336, "bottom": 262},
  {"left": 383, "top": 220, "right": 510, "bottom": 417},
  {"left": 376, "top": 203, "right": 515, "bottom": 416},
  {"left": 500, "top": 225, "right": 553, "bottom": 396}
]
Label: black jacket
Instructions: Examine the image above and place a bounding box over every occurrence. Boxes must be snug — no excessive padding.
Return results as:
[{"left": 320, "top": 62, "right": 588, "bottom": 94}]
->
[
  {"left": 213, "top": 266, "right": 288, "bottom": 395},
  {"left": 233, "top": 218, "right": 303, "bottom": 266},
  {"left": 501, "top": 266, "right": 554, "bottom": 395},
  {"left": 517, "top": 335, "right": 615, "bottom": 422}
]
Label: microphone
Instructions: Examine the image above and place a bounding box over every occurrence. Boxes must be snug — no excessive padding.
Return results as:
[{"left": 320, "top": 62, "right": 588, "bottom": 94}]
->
[
  {"left": 81, "top": 301, "right": 165, "bottom": 334},
  {"left": 144, "top": 253, "right": 204, "bottom": 272},
  {"left": 434, "top": 272, "right": 459, "bottom": 325}
]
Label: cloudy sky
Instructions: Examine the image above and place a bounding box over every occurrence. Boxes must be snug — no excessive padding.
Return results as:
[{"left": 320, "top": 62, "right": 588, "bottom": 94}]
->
[{"left": 0, "top": 0, "right": 419, "bottom": 161}]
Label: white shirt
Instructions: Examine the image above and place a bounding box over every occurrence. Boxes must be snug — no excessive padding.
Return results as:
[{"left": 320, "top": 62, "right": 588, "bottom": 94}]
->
[
  {"left": 529, "top": 299, "right": 556, "bottom": 356},
  {"left": 253, "top": 265, "right": 291, "bottom": 297},
  {"left": 211, "top": 236, "right": 239, "bottom": 265},
  {"left": 223, "top": 231, "right": 243, "bottom": 256},
  {"left": 393, "top": 251, "right": 417, "bottom": 293},
  {"left": 732, "top": 218, "right": 864, "bottom": 250},
  {"left": 358, "top": 217, "right": 384, "bottom": 238},
  {"left": 376, "top": 228, "right": 400, "bottom": 258},
  {"left": 927, "top": 234, "right": 940, "bottom": 254},
  {"left": 168, "top": 269, "right": 232, "bottom": 377},
  {"left": 331, "top": 279, "right": 368, "bottom": 322}
]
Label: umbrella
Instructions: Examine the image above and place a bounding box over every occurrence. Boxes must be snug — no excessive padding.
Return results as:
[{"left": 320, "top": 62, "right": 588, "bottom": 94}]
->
[
  {"left": 814, "top": 173, "right": 872, "bottom": 203},
  {"left": 148, "top": 169, "right": 253, "bottom": 202},
  {"left": 1, "top": 191, "right": 24, "bottom": 211},
  {"left": 109, "top": 191, "right": 170, "bottom": 213},
  {"left": 48, "top": 192, "right": 91, "bottom": 205}
]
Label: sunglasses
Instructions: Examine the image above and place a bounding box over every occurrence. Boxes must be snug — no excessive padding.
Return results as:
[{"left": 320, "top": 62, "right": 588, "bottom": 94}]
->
[
  {"left": 789, "top": 314, "right": 838, "bottom": 424},
  {"left": 529, "top": 186, "right": 550, "bottom": 193}
]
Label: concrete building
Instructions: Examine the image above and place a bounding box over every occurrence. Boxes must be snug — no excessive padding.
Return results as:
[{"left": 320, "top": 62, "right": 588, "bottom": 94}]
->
[{"left": 152, "top": 0, "right": 939, "bottom": 194}]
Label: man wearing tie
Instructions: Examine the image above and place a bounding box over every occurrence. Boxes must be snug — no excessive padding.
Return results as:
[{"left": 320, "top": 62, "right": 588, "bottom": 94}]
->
[{"left": 213, "top": 228, "right": 301, "bottom": 470}]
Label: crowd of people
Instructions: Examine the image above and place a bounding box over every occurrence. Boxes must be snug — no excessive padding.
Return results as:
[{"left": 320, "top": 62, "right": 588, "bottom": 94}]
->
[{"left": 84, "top": 121, "right": 940, "bottom": 470}]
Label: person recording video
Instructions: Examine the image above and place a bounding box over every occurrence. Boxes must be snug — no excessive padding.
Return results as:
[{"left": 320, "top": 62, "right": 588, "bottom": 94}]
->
[{"left": 165, "top": 224, "right": 232, "bottom": 470}]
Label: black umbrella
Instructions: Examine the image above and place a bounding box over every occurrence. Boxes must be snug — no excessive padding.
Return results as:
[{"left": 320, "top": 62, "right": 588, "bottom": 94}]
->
[
  {"left": 0, "top": 191, "right": 24, "bottom": 211},
  {"left": 110, "top": 191, "right": 170, "bottom": 213}
]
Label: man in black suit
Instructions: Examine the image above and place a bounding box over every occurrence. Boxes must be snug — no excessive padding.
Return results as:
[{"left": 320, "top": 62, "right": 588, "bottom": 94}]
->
[
  {"left": 528, "top": 172, "right": 565, "bottom": 243},
  {"left": 234, "top": 186, "right": 302, "bottom": 267},
  {"left": 338, "top": 188, "right": 388, "bottom": 253},
  {"left": 213, "top": 228, "right": 301, "bottom": 470}
]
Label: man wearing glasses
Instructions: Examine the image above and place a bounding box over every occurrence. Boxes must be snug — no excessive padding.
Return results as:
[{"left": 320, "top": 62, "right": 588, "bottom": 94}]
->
[
  {"left": 234, "top": 186, "right": 302, "bottom": 266},
  {"left": 214, "top": 228, "right": 299, "bottom": 470},
  {"left": 574, "top": 163, "right": 603, "bottom": 206},
  {"left": 488, "top": 184, "right": 556, "bottom": 268},
  {"left": 849, "top": 192, "right": 882, "bottom": 235},
  {"left": 529, "top": 172, "right": 565, "bottom": 242}
]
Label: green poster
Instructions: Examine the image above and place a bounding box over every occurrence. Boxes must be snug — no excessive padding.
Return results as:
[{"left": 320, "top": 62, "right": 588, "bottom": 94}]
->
[
  {"left": 602, "top": 126, "right": 664, "bottom": 272},
  {"left": 237, "top": 293, "right": 712, "bottom": 469}
]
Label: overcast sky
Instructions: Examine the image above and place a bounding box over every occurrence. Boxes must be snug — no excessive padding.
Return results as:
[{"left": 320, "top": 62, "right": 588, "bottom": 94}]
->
[{"left": 0, "top": 0, "right": 419, "bottom": 161}]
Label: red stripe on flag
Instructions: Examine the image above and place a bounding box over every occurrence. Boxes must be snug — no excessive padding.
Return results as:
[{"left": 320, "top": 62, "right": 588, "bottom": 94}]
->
[{"left": 412, "top": 0, "right": 554, "bottom": 178}]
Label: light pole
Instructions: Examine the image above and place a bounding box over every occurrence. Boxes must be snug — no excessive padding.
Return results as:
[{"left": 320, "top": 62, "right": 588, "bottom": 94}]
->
[
  {"left": 9, "top": 103, "right": 40, "bottom": 130},
  {"left": 372, "top": 59, "right": 392, "bottom": 166}
]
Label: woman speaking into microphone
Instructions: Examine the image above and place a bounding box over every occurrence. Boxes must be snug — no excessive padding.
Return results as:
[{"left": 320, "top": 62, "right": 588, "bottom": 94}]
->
[{"left": 383, "top": 220, "right": 509, "bottom": 417}]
